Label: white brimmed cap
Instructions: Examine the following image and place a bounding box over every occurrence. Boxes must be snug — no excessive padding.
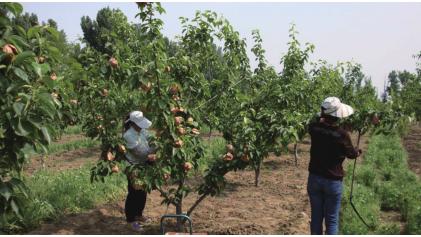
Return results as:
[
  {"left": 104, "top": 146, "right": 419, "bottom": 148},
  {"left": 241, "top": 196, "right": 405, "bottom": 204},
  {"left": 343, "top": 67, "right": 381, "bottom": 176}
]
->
[
  {"left": 321, "top": 97, "right": 354, "bottom": 118},
  {"left": 126, "top": 111, "right": 152, "bottom": 129}
]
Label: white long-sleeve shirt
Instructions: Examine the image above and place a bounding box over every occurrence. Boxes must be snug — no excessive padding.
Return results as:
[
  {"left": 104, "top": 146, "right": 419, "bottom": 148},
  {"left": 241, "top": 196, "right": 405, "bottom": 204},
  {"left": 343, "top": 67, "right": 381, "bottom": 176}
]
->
[{"left": 123, "top": 127, "right": 154, "bottom": 165}]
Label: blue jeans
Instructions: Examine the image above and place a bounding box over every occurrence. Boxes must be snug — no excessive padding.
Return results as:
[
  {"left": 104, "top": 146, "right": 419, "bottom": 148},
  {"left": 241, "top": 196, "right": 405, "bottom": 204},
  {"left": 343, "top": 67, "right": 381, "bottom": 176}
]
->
[{"left": 307, "top": 173, "right": 343, "bottom": 235}]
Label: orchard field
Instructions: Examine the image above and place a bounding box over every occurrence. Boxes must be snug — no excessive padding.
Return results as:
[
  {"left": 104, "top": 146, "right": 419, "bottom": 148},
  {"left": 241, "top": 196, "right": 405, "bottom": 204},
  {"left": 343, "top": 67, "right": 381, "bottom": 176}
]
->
[{"left": 1, "top": 2, "right": 421, "bottom": 235}]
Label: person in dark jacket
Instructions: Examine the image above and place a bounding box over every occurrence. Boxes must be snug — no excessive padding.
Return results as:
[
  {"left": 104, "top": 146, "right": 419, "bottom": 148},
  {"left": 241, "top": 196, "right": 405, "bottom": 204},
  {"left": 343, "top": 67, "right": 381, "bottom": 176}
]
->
[{"left": 307, "top": 97, "right": 361, "bottom": 235}]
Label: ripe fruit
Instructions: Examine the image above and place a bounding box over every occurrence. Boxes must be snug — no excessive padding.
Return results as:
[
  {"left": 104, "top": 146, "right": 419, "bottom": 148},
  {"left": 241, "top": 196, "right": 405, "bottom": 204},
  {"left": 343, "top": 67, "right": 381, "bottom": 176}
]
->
[
  {"left": 37, "top": 56, "right": 46, "bottom": 64},
  {"left": 226, "top": 144, "right": 234, "bottom": 153},
  {"left": 241, "top": 154, "right": 250, "bottom": 162},
  {"left": 118, "top": 144, "right": 126, "bottom": 154},
  {"left": 174, "top": 139, "right": 183, "bottom": 148},
  {"left": 172, "top": 95, "right": 180, "bottom": 101},
  {"left": 95, "top": 115, "right": 103, "bottom": 120},
  {"left": 50, "top": 72, "right": 57, "bottom": 81},
  {"left": 169, "top": 84, "right": 179, "bottom": 95},
  {"left": 183, "top": 162, "right": 193, "bottom": 171},
  {"left": 111, "top": 165, "right": 119, "bottom": 173},
  {"left": 191, "top": 128, "right": 200, "bottom": 135},
  {"left": 1, "top": 44, "right": 17, "bottom": 64},
  {"left": 371, "top": 115, "right": 380, "bottom": 125},
  {"left": 171, "top": 107, "right": 179, "bottom": 114},
  {"left": 163, "top": 173, "right": 170, "bottom": 181},
  {"left": 223, "top": 152, "right": 234, "bottom": 161},
  {"left": 177, "top": 127, "right": 186, "bottom": 135},
  {"left": 140, "top": 82, "right": 152, "bottom": 92},
  {"left": 106, "top": 151, "right": 114, "bottom": 161},
  {"left": 102, "top": 88, "right": 109, "bottom": 97},
  {"left": 108, "top": 57, "right": 118, "bottom": 68},
  {"left": 164, "top": 66, "right": 171, "bottom": 73},
  {"left": 2, "top": 44, "right": 18, "bottom": 55},
  {"left": 174, "top": 116, "right": 183, "bottom": 126},
  {"left": 147, "top": 153, "right": 157, "bottom": 162}
]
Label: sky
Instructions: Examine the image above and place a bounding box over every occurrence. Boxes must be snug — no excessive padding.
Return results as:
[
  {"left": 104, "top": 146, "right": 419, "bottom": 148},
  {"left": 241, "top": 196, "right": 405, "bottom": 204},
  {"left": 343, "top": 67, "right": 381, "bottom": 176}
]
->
[{"left": 22, "top": 2, "right": 421, "bottom": 94}]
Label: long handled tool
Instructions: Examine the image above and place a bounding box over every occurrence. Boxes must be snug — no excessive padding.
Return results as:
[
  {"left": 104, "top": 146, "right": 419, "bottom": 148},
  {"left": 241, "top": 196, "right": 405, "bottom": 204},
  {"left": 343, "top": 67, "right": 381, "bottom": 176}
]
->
[{"left": 349, "top": 132, "right": 373, "bottom": 229}]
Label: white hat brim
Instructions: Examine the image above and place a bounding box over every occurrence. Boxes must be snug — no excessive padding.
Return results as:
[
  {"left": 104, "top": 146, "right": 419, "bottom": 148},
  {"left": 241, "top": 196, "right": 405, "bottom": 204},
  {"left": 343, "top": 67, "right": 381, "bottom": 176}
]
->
[
  {"left": 329, "top": 103, "right": 354, "bottom": 118},
  {"left": 134, "top": 117, "right": 152, "bottom": 129}
]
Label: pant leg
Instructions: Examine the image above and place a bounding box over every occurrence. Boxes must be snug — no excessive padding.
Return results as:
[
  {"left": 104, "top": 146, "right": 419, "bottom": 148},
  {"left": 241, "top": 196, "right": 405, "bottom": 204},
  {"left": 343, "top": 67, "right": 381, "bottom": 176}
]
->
[
  {"left": 307, "top": 174, "right": 325, "bottom": 235},
  {"left": 323, "top": 179, "right": 343, "bottom": 235},
  {"left": 138, "top": 189, "right": 147, "bottom": 216},
  {"left": 125, "top": 180, "right": 140, "bottom": 222}
]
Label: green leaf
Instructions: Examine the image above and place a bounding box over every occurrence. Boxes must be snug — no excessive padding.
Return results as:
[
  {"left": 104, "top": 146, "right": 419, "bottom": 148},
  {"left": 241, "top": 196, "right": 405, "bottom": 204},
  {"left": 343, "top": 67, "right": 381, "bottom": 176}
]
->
[
  {"left": 27, "top": 26, "right": 41, "bottom": 39},
  {"left": 14, "top": 51, "right": 35, "bottom": 65},
  {"left": 12, "top": 102, "right": 25, "bottom": 116},
  {"left": 41, "top": 126, "right": 51, "bottom": 144},
  {"left": 16, "top": 119, "right": 31, "bottom": 136},
  {"left": 31, "top": 62, "right": 42, "bottom": 78},
  {"left": 13, "top": 67, "right": 29, "bottom": 82}
]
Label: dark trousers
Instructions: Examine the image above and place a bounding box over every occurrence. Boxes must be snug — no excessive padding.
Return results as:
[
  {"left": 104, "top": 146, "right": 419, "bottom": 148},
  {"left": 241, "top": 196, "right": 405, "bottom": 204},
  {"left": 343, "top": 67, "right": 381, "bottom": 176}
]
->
[
  {"left": 307, "top": 173, "right": 343, "bottom": 235},
  {"left": 125, "top": 179, "right": 147, "bottom": 222}
]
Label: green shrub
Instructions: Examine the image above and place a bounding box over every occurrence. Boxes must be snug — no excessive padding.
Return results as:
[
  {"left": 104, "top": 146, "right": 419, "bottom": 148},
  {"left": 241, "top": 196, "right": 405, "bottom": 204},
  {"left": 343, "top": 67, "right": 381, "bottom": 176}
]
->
[{"left": 3, "top": 165, "right": 126, "bottom": 233}]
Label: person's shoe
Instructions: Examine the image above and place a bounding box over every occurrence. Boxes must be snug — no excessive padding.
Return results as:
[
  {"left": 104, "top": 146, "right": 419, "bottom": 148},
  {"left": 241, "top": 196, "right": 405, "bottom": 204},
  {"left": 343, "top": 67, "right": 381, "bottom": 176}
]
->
[
  {"left": 136, "top": 215, "right": 152, "bottom": 223},
  {"left": 128, "top": 221, "right": 143, "bottom": 232}
]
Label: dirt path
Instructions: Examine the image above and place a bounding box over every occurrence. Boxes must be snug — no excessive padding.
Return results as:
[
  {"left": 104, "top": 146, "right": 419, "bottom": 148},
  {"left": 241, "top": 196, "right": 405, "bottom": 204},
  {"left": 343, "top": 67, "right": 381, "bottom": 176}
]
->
[
  {"left": 27, "top": 133, "right": 368, "bottom": 235},
  {"left": 24, "top": 147, "right": 100, "bottom": 175},
  {"left": 403, "top": 124, "right": 421, "bottom": 177}
]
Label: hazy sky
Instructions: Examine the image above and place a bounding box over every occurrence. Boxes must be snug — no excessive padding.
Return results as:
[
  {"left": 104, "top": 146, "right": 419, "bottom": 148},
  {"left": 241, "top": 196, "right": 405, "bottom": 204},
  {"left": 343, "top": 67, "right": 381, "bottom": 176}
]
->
[{"left": 22, "top": 2, "right": 421, "bottom": 94}]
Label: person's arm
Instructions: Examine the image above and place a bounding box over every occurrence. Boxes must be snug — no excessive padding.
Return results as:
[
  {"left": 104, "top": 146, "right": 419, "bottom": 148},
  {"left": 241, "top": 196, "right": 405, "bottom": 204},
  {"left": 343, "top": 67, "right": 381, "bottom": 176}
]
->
[{"left": 341, "top": 131, "right": 360, "bottom": 159}]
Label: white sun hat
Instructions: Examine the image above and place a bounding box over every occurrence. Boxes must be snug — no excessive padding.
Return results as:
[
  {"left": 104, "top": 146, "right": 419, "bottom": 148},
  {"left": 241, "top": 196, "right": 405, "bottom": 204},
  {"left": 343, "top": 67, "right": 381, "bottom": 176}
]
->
[
  {"left": 126, "top": 111, "right": 152, "bottom": 129},
  {"left": 321, "top": 97, "right": 354, "bottom": 118}
]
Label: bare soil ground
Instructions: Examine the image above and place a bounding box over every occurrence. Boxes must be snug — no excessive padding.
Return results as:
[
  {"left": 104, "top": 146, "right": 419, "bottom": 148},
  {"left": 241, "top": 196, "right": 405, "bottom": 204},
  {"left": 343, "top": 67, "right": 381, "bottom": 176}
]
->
[
  {"left": 28, "top": 133, "right": 370, "bottom": 235},
  {"left": 403, "top": 124, "right": 421, "bottom": 177}
]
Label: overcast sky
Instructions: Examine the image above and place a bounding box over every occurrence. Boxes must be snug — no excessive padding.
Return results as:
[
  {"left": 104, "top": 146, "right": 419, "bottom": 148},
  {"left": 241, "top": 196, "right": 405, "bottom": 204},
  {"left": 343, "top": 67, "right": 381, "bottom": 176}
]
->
[{"left": 22, "top": 2, "right": 421, "bottom": 94}]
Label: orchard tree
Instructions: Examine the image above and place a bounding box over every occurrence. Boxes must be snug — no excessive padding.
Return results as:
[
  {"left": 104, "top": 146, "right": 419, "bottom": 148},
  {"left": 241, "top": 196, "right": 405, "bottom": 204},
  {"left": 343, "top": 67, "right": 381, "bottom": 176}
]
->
[
  {"left": 0, "top": 2, "right": 66, "bottom": 228},
  {"left": 279, "top": 25, "right": 315, "bottom": 165}
]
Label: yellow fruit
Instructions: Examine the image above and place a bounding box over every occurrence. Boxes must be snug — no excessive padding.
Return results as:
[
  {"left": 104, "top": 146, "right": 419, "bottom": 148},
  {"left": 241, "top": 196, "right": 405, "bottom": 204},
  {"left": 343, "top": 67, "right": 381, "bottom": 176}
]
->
[{"left": 118, "top": 144, "right": 126, "bottom": 153}]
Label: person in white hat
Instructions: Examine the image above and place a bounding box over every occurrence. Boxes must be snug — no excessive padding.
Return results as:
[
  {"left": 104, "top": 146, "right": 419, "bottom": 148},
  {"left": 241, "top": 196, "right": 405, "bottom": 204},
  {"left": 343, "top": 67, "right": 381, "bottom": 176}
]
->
[
  {"left": 122, "top": 111, "right": 155, "bottom": 231},
  {"left": 307, "top": 97, "right": 362, "bottom": 235}
]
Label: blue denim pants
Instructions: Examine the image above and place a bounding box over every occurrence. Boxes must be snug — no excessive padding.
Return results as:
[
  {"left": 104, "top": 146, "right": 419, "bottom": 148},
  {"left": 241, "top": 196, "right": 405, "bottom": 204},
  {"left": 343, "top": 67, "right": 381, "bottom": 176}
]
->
[{"left": 307, "top": 173, "right": 343, "bottom": 235}]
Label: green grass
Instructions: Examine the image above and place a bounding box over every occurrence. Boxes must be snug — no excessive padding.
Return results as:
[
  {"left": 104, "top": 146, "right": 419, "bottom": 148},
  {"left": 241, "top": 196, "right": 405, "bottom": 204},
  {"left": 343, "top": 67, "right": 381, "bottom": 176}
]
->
[
  {"left": 47, "top": 138, "right": 99, "bottom": 154},
  {"left": 23, "top": 138, "right": 100, "bottom": 159},
  {"left": 3, "top": 164, "right": 127, "bottom": 233},
  {"left": 63, "top": 125, "right": 83, "bottom": 135},
  {"left": 340, "top": 135, "right": 421, "bottom": 234}
]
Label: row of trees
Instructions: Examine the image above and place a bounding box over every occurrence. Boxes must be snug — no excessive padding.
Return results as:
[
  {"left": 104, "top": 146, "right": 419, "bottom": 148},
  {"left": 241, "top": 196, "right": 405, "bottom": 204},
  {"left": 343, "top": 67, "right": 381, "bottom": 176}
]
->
[{"left": 1, "top": 2, "right": 419, "bottom": 231}]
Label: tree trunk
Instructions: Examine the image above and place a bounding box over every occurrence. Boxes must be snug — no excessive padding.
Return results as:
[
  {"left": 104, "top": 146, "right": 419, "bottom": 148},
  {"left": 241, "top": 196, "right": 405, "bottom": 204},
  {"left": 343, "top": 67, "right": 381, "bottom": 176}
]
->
[
  {"left": 254, "top": 162, "right": 261, "bottom": 187},
  {"left": 294, "top": 143, "right": 299, "bottom": 166},
  {"left": 41, "top": 155, "right": 46, "bottom": 169},
  {"left": 208, "top": 127, "right": 212, "bottom": 138},
  {"left": 175, "top": 201, "right": 183, "bottom": 232}
]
